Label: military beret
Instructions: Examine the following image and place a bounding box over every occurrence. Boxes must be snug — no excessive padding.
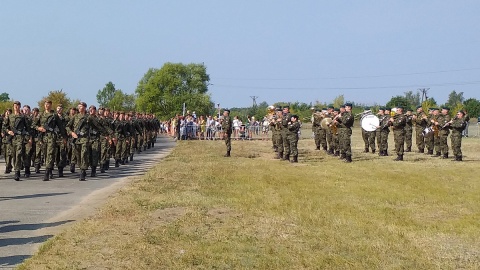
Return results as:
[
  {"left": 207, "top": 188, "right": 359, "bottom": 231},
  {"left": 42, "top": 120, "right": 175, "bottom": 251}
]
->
[
  {"left": 275, "top": 107, "right": 282, "bottom": 111},
  {"left": 407, "top": 108, "right": 413, "bottom": 112},
  {"left": 385, "top": 107, "right": 391, "bottom": 111},
  {"left": 291, "top": 114, "right": 299, "bottom": 120},
  {"left": 315, "top": 109, "right": 321, "bottom": 112},
  {"left": 78, "top": 101, "right": 87, "bottom": 107},
  {"left": 416, "top": 105, "right": 422, "bottom": 109},
  {"left": 321, "top": 108, "right": 327, "bottom": 111},
  {"left": 397, "top": 106, "right": 404, "bottom": 110},
  {"left": 340, "top": 105, "right": 345, "bottom": 108},
  {"left": 328, "top": 105, "right": 334, "bottom": 109},
  {"left": 458, "top": 110, "right": 465, "bottom": 115},
  {"left": 344, "top": 103, "right": 353, "bottom": 107},
  {"left": 379, "top": 107, "right": 385, "bottom": 111},
  {"left": 283, "top": 105, "right": 290, "bottom": 109},
  {"left": 13, "top": 101, "right": 21, "bottom": 106},
  {"left": 223, "top": 109, "right": 230, "bottom": 113},
  {"left": 334, "top": 108, "right": 340, "bottom": 112},
  {"left": 433, "top": 108, "right": 440, "bottom": 111},
  {"left": 442, "top": 107, "right": 450, "bottom": 111}
]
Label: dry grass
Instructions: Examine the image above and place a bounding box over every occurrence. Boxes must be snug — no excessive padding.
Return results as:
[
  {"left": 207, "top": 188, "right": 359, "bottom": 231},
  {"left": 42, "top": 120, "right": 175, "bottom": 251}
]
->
[{"left": 19, "top": 130, "right": 480, "bottom": 269}]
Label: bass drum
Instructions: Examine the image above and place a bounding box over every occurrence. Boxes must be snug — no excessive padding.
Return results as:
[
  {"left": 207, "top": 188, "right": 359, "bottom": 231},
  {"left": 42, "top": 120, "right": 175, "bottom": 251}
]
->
[
  {"left": 320, "top": 118, "right": 333, "bottom": 129},
  {"left": 360, "top": 114, "right": 380, "bottom": 132}
]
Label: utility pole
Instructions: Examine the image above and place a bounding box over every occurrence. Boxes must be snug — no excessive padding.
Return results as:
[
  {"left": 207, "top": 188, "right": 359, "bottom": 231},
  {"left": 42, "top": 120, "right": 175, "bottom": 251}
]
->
[
  {"left": 418, "top": 88, "right": 430, "bottom": 103},
  {"left": 250, "top": 96, "right": 258, "bottom": 108}
]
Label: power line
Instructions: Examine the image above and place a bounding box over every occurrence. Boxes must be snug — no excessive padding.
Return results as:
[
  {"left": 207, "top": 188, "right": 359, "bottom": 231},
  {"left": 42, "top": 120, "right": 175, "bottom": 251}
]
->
[
  {"left": 212, "top": 80, "right": 480, "bottom": 91},
  {"left": 213, "top": 67, "right": 480, "bottom": 81}
]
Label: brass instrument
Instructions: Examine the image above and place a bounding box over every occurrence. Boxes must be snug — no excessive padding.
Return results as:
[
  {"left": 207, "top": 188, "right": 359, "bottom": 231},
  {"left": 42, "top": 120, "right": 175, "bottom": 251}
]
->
[{"left": 330, "top": 121, "right": 338, "bottom": 135}]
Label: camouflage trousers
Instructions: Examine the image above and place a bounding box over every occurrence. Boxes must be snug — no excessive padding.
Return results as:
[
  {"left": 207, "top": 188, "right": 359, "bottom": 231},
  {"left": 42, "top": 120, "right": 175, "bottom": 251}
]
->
[
  {"left": 273, "top": 130, "right": 282, "bottom": 153},
  {"left": 433, "top": 134, "right": 441, "bottom": 153},
  {"left": 379, "top": 130, "right": 389, "bottom": 153},
  {"left": 415, "top": 127, "right": 425, "bottom": 151},
  {"left": 331, "top": 133, "right": 339, "bottom": 152},
  {"left": 393, "top": 129, "right": 405, "bottom": 155},
  {"left": 89, "top": 137, "right": 101, "bottom": 168},
  {"left": 438, "top": 131, "right": 449, "bottom": 155},
  {"left": 338, "top": 127, "right": 352, "bottom": 156},
  {"left": 225, "top": 133, "right": 231, "bottom": 152},
  {"left": 404, "top": 128, "right": 412, "bottom": 149},
  {"left": 100, "top": 137, "right": 110, "bottom": 166},
  {"left": 363, "top": 130, "right": 376, "bottom": 151},
  {"left": 43, "top": 133, "right": 57, "bottom": 169},
  {"left": 375, "top": 130, "right": 382, "bottom": 151},
  {"left": 326, "top": 129, "right": 333, "bottom": 151},
  {"left": 281, "top": 129, "right": 290, "bottom": 155},
  {"left": 11, "top": 136, "right": 24, "bottom": 172},
  {"left": 425, "top": 133, "right": 434, "bottom": 152},
  {"left": 3, "top": 142, "right": 13, "bottom": 171},
  {"left": 288, "top": 134, "right": 299, "bottom": 156},
  {"left": 54, "top": 139, "right": 67, "bottom": 169},
  {"left": 24, "top": 140, "right": 34, "bottom": 169},
  {"left": 450, "top": 132, "right": 462, "bottom": 157},
  {"left": 115, "top": 137, "right": 125, "bottom": 160},
  {"left": 73, "top": 139, "right": 90, "bottom": 170},
  {"left": 34, "top": 138, "right": 43, "bottom": 167},
  {"left": 314, "top": 128, "right": 326, "bottom": 149}
]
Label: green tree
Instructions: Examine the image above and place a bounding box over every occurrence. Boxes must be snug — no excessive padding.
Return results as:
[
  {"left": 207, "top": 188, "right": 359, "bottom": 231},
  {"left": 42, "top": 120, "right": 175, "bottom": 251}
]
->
[
  {"left": 446, "top": 90, "right": 464, "bottom": 108},
  {"left": 0, "top": 92, "right": 9, "bottom": 102},
  {"left": 404, "top": 90, "right": 421, "bottom": 108},
  {"left": 96, "top": 82, "right": 117, "bottom": 108},
  {"left": 332, "top": 95, "right": 344, "bottom": 108},
  {"left": 135, "top": 63, "right": 213, "bottom": 118},
  {"left": 109, "top": 90, "right": 136, "bottom": 112},
  {"left": 386, "top": 95, "right": 409, "bottom": 108},
  {"left": 37, "top": 90, "right": 73, "bottom": 112},
  {"left": 463, "top": 98, "right": 480, "bottom": 118}
]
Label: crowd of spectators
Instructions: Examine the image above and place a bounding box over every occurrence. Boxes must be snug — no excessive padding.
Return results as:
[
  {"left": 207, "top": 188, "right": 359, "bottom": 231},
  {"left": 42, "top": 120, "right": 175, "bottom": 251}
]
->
[{"left": 166, "top": 111, "right": 268, "bottom": 140}]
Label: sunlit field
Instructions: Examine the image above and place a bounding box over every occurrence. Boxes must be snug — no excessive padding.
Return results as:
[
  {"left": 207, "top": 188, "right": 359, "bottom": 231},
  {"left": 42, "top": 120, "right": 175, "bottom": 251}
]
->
[{"left": 20, "top": 127, "right": 480, "bottom": 269}]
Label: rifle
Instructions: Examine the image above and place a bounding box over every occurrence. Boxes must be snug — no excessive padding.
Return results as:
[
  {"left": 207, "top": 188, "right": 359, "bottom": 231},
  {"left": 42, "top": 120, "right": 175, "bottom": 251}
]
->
[{"left": 71, "top": 115, "right": 88, "bottom": 145}]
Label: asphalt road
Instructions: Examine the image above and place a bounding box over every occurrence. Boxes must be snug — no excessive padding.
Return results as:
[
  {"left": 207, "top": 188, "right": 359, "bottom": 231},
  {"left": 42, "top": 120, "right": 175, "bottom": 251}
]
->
[{"left": 0, "top": 136, "right": 175, "bottom": 269}]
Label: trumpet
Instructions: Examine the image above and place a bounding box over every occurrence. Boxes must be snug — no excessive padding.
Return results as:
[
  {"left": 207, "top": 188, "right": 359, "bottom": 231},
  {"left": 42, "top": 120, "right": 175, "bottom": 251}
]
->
[
  {"left": 355, "top": 110, "right": 372, "bottom": 119},
  {"left": 442, "top": 117, "right": 457, "bottom": 129}
]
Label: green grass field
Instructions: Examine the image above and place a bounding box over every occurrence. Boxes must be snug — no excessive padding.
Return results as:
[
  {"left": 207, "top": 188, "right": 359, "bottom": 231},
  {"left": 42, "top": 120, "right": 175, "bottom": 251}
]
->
[{"left": 20, "top": 130, "right": 480, "bottom": 269}]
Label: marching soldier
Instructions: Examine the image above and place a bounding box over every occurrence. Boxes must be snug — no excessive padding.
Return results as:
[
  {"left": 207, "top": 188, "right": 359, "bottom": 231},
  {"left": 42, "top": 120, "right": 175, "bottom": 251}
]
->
[
  {"left": 312, "top": 109, "right": 323, "bottom": 150},
  {"left": 31, "top": 107, "right": 43, "bottom": 174},
  {"left": 287, "top": 114, "right": 301, "bottom": 163},
  {"left": 113, "top": 111, "right": 126, "bottom": 166},
  {"left": 2, "top": 109, "right": 13, "bottom": 174},
  {"left": 329, "top": 108, "right": 340, "bottom": 156},
  {"left": 412, "top": 106, "right": 427, "bottom": 153},
  {"left": 325, "top": 106, "right": 335, "bottom": 155},
  {"left": 391, "top": 106, "right": 406, "bottom": 161},
  {"left": 221, "top": 109, "right": 232, "bottom": 157},
  {"left": 34, "top": 100, "right": 67, "bottom": 181},
  {"left": 447, "top": 110, "right": 467, "bottom": 161},
  {"left": 272, "top": 108, "right": 283, "bottom": 159},
  {"left": 66, "top": 102, "right": 111, "bottom": 181},
  {"left": 22, "top": 105, "right": 34, "bottom": 177},
  {"left": 3, "top": 101, "right": 30, "bottom": 181},
  {"left": 404, "top": 108, "right": 413, "bottom": 152},
  {"left": 54, "top": 104, "right": 68, "bottom": 177}
]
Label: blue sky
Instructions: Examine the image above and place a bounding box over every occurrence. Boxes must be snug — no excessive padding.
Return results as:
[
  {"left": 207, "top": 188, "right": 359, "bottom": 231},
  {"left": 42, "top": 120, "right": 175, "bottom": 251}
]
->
[{"left": 1, "top": 1, "right": 479, "bottom": 110}]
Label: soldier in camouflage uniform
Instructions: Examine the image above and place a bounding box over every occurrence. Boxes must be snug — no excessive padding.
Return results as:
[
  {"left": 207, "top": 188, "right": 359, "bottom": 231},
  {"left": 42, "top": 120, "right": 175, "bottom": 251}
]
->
[
  {"left": 33, "top": 100, "right": 67, "bottom": 181},
  {"left": 31, "top": 107, "right": 43, "bottom": 174},
  {"left": 221, "top": 109, "right": 232, "bottom": 157},
  {"left": 3, "top": 101, "right": 30, "bottom": 181},
  {"left": 430, "top": 108, "right": 441, "bottom": 156},
  {"left": 391, "top": 106, "right": 406, "bottom": 161},
  {"left": 436, "top": 107, "right": 451, "bottom": 159},
  {"left": 281, "top": 106, "right": 292, "bottom": 161},
  {"left": 287, "top": 114, "right": 301, "bottom": 163},
  {"left": 66, "top": 102, "right": 112, "bottom": 181},
  {"left": 325, "top": 106, "right": 334, "bottom": 155},
  {"left": 448, "top": 110, "right": 467, "bottom": 161},
  {"left": 335, "top": 103, "right": 354, "bottom": 162},
  {"left": 375, "top": 108, "right": 385, "bottom": 153},
  {"left": 378, "top": 108, "right": 391, "bottom": 156},
  {"left": 113, "top": 111, "right": 126, "bottom": 167},
  {"left": 424, "top": 108, "right": 435, "bottom": 155},
  {"left": 67, "top": 107, "right": 78, "bottom": 172},
  {"left": 54, "top": 104, "right": 68, "bottom": 177},
  {"left": 404, "top": 108, "right": 413, "bottom": 152},
  {"left": 271, "top": 108, "right": 283, "bottom": 159},
  {"left": 2, "top": 109, "right": 13, "bottom": 174},
  {"left": 329, "top": 108, "right": 340, "bottom": 156},
  {"left": 22, "top": 105, "right": 34, "bottom": 177},
  {"left": 312, "top": 109, "right": 323, "bottom": 150},
  {"left": 412, "top": 106, "right": 427, "bottom": 153}
]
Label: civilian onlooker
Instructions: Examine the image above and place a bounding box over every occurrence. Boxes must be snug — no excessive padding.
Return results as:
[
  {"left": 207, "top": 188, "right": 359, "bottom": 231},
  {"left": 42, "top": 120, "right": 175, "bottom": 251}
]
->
[
  {"left": 233, "top": 116, "right": 240, "bottom": 139},
  {"left": 462, "top": 110, "right": 470, "bottom": 137}
]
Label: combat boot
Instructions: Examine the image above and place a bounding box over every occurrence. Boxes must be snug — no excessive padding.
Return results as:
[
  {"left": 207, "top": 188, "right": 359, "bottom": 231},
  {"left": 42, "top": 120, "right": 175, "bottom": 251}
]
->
[
  {"left": 43, "top": 169, "right": 50, "bottom": 181},
  {"left": 457, "top": 155, "right": 463, "bottom": 161},
  {"left": 274, "top": 152, "right": 282, "bottom": 159},
  {"left": 406, "top": 147, "right": 411, "bottom": 152},
  {"left": 115, "top": 159, "right": 120, "bottom": 167},
  {"left": 363, "top": 148, "right": 369, "bottom": 153},
  {"left": 106, "top": 160, "right": 110, "bottom": 170},
  {"left": 323, "top": 147, "right": 328, "bottom": 152},
  {"left": 58, "top": 167, "right": 64, "bottom": 177},
  {"left": 427, "top": 150, "right": 433, "bottom": 155},
  {"left": 293, "top": 155, "right": 298, "bottom": 163},
  {"left": 224, "top": 151, "right": 231, "bottom": 157},
  {"left": 339, "top": 153, "right": 346, "bottom": 160},
  {"left": 90, "top": 167, "right": 97, "bottom": 177},
  {"left": 24, "top": 167, "right": 31, "bottom": 178},
  {"left": 344, "top": 155, "right": 352, "bottom": 163},
  {"left": 130, "top": 154, "right": 134, "bottom": 161},
  {"left": 124, "top": 157, "right": 129, "bottom": 164},
  {"left": 394, "top": 155, "right": 403, "bottom": 161},
  {"left": 49, "top": 169, "right": 54, "bottom": 179},
  {"left": 315, "top": 146, "right": 320, "bottom": 150},
  {"left": 79, "top": 169, "right": 87, "bottom": 181},
  {"left": 442, "top": 153, "right": 449, "bottom": 159},
  {"left": 371, "top": 149, "right": 376, "bottom": 154},
  {"left": 14, "top": 171, "right": 20, "bottom": 181},
  {"left": 35, "top": 164, "right": 41, "bottom": 173},
  {"left": 283, "top": 154, "right": 290, "bottom": 161},
  {"left": 418, "top": 149, "right": 424, "bottom": 153},
  {"left": 121, "top": 159, "right": 125, "bottom": 165},
  {"left": 70, "top": 164, "right": 75, "bottom": 173},
  {"left": 100, "top": 164, "right": 106, "bottom": 173},
  {"left": 433, "top": 151, "right": 441, "bottom": 157},
  {"left": 328, "top": 149, "right": 334, "bottom": 155},
  {"left": 334, "top": 151, "right": 340, "bottom": 157}
]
